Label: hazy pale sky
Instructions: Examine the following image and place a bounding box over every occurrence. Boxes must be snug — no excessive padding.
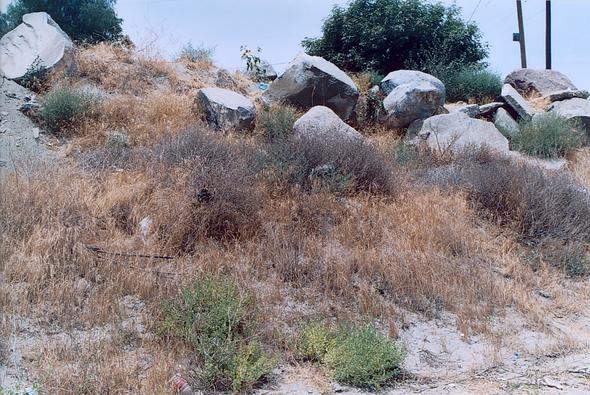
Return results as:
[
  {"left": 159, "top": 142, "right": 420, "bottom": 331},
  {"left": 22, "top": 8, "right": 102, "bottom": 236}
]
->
[{"left": 14, "top": 0, "right": 590, "bottom": 88}]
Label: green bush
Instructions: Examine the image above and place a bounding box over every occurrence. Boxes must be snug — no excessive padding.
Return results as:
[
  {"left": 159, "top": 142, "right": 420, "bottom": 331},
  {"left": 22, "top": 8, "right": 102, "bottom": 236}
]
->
[
  {"left": 431, "top": 65, "right": 502, "bottom": 103},
  {"left": 512, "top": 113, "right": 584, "bottom": 158},
  {"left": 160, "top": 276, "right": 275, "bottom": 392},
  {"left": 256, "top": 104, "right": 297, "bottom": 141},
  {"left": 296, "top": 322, "right": 404, "bottom": 389},
  {"left": 302, "top": 0, "right": 488, "bottom": 74},
  {"left": 40, "top": 86, "right": 98, "bottom": 135},
  {"left": 295, "top": 321, "right": 337, "bottom": 361},
  {"left": 1, "top": 0, "right": 122, "bottom": 43}
]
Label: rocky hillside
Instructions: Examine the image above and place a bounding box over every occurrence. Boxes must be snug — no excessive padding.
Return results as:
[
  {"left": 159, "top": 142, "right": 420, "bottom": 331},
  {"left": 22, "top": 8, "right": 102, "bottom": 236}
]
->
[{"left": 1, "top": 12, "right": 590, "bottom": 395}]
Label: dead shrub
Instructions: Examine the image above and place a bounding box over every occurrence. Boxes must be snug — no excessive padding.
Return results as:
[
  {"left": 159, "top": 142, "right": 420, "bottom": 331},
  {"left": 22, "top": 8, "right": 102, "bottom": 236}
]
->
[
  {"left": 423, "top": 149, "right": 590, "bottom": 276},
  {"left": 143, "top": 128, "right": 262, "bottom": 251},
  {"left": 430, "top": 150, "right": 590, "bottom": 244},
  {"left": 261, "top": 136, "right": 395, "bottom": 195}
]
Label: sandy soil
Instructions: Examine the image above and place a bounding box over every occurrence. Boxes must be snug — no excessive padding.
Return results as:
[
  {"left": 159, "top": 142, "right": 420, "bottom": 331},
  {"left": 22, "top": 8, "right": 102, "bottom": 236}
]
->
[{"left": 0, "top": 77, "right": 56, "bottom": 180}]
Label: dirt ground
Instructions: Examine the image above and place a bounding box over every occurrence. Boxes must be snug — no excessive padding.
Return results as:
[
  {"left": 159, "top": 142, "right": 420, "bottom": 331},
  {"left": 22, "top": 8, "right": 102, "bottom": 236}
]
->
[{"left": 0, "top": 77, "right": 57, "bottom": 180}]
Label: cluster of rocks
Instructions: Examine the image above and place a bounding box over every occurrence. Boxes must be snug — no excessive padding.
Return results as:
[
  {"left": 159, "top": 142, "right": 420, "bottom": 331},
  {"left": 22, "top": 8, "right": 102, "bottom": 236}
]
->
[{"left": 3, "top": 12, "right": 590, "bottom": 159}]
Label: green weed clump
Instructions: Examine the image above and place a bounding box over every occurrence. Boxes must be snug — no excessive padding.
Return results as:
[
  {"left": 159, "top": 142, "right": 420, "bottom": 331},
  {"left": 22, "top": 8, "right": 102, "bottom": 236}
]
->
[
  {"left": 296, "top": 322, "right": 404, "bottom": 389},
  {"left": 512, "top": 113, "right": 583, "bottom": 158},
  {"left": 256, "top": 104, "right": 297, "bottom": 141},
  {"left": 443, "top": 67, "right": 502, "bottom": 103},
  {"left": 40, "top": 85, "right": 99, "bottom": 135},
  {"left": 160, "top": 276, "right": 276, "bottom": 392}
]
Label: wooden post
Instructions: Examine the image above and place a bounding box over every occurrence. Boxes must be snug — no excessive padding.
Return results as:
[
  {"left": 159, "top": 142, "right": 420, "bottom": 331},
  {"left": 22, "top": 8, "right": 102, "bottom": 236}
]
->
[
  {"left": 546, "top": 0, "right": 552, "bottom": 69},
  {"left": 516, "top": 0, "right": 527, "bottom": 68}
]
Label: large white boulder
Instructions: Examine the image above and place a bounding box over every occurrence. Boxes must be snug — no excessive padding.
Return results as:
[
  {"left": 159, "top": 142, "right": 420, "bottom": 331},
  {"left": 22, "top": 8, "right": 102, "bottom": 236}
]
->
[
  {"left": 416, "top": 113, "right": 509, "bottom": 154},
  {"left": 505, "top": 69, "right": 577, "bottom": 97},
  {"left": 196, "top": 87, "right": 256, "bottom": 131},
  {"left": 0, "top": 12, "right": 74, "bottom": 80},
  {"left": 383, "top": 81, "right": 445, "bottom": 128},
  {"left": 380, "top": 70, "right": 445, "bottom": 97},
  {"left": 548, "top": 98, "right": 590, "bottom": 135},
  {"left": 293, "top": 106, "right": 362, "bottom": 141},
  {"left": 262, "top": 53, "right": 359, "bottom": 120}
]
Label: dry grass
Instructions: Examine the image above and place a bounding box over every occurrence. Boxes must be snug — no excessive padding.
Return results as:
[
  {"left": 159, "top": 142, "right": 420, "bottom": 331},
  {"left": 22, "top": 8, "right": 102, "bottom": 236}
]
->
[
  {"left": 4, "top": 44, "right": 590, "bottom": 394},
  {"left": 0, "top": 139, "right": 584, "bottom": 392}
]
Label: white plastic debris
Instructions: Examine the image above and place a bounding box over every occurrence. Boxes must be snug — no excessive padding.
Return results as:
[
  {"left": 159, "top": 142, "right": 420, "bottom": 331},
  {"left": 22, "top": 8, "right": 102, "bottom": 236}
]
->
[{"left": 139, "top": 216, "right": 152, "bottom": 245}]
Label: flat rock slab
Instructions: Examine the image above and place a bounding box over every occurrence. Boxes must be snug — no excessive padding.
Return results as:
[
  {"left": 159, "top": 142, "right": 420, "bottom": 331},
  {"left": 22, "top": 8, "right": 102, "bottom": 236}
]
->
[
  {"left": 196, "top": 87, "right": 256, "bottom": 131},
  {"left": 416, "top": 112, "right": 509, "bottom": 154},
  {"left": 479, "top": 102, "right": 504, "bottom": 117},
  {"left": 501, "top": 84, "right": 534, "bottom": 121},
  {"left": 450, "top": 104, "right": 480, "bottom": 118},
  {"left": 262, "top": 53, "right": 359, "bottom": 120},
  {"left": 548, "top": 98, "right": 590, "bottom": 135},
  {"left": 0, "top": 12, "right": 73, "bottom": 80},
  {"left": 542, "top": 89, "right": 590, "bottom": 103},
  {"left": 505, "top": 68, "right": 577, "bottom": 97},
  {"left": 293, "top": 106, "right": 362, "bottom": 141}
]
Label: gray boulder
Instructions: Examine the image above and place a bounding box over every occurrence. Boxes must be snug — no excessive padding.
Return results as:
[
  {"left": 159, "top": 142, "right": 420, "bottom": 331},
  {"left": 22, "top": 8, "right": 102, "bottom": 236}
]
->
[
  {"left": 548, "top": 98, "right": 590, "bottom": 135},
  {"left": 383, "top": 81, "right": 445, "bottom": 128},
  {"left": 416, "top": 113, "right": 509, "bottom": 154},
  {"left": 0, "top": 12, "right": 74, "bottom": 80},
  {"left": 246, "top": 59, "right": 278, "bottom": 81},
  {"left": 542, "top": 89, "right": 590, "bottom": 103},
  {"left": 501, "top": 84, "right": 534, "bottom": 121},
  {"left": 293, "top": 106, "right": 362, "bottom": 141},
  {"left": 262, "top": 53, "right": 359, "bottom": 120},
  {"left": 196, "top": 87, "right": 256, "bottom": 131},
  {"left": 505, "top": 69, "right": 577, "bottom": 97},
  {"left": 380, "top": 70, "right": 445, "bottom": 97},
  {"left": 494, "top": 108, "right": 519, "bottom": 138}
]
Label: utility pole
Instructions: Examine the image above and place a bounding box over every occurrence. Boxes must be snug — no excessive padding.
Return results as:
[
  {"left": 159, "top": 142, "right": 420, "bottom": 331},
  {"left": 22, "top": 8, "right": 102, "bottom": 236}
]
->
[
  {"left": 546, "top": 0, "right": 552, "bottom": 69},
  {"left": 516, "top": 0, "right": 527, "bottom": 68}
]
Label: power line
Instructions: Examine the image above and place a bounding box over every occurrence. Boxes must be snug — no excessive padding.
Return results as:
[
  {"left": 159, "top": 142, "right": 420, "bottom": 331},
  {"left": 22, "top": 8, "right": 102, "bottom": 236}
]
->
[{"left": 467, "top": 0, "right": 485, "bottom": 22}]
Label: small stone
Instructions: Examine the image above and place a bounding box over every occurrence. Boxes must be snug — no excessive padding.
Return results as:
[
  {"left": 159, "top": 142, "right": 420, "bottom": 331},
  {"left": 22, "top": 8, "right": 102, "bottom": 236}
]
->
[{"left": 479, "top": 102, "right": 504, "bottom": 117}]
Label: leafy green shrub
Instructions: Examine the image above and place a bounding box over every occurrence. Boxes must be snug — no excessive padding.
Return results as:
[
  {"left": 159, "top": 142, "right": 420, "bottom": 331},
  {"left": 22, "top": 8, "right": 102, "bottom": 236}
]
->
[
  {"left": 178, "top": 41, "right": 215, "bottom": 64},
  {"left": 261, "top": 136, "right": 395, "bottom": 195},
  {"left": 302, "top": 0, "right": 487, "bottom": 74},
  {"left": 256, "top": 104, "right": 297, "bottom": 141},
  {"left": 295, "top": 321, "right": 337, "bottom": 361},
  {"left": 296, "top": 322, "right": 404, "bottom": 389},
  {"left": 437, "top": 66, "right": 502, "bottom": 103},
  {"left": 160, "top": 276, "right": 276, "bottom": 392},
  {"left": 1, "top": 0, "right": 122, "bottom": 43},
  {"left": 512, "top": 113, "right": 584, "bottom": 158},
  {"left": 40, "top": 86, "right": 98, "bottom": 135}
]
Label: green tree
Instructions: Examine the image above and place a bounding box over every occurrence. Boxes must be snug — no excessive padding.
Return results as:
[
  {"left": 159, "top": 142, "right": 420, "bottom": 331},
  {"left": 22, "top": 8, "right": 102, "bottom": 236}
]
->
[
  {"left": 0, "top": 0, "right": 123, "bottom": 43},
  {"left": 302, "top": 0, "right": 488, "bottom": 75}
]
